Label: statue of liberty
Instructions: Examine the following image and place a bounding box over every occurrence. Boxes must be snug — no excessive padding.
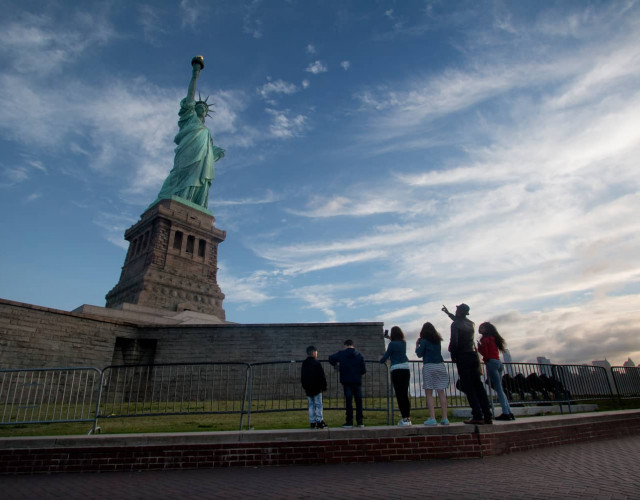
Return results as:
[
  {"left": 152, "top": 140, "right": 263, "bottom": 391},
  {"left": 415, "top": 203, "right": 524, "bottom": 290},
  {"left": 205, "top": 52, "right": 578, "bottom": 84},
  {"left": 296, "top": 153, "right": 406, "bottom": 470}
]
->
[{"left": 152, "top": 55, "right": 225, "bottom": 210}]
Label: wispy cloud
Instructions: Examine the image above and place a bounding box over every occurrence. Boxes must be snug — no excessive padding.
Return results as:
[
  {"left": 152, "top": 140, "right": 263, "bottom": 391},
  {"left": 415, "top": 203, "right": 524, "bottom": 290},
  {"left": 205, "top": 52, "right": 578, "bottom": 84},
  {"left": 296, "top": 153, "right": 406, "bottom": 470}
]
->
[
  {"left": 215, "top": 190, "right": 279, "bottom": 206},
  {"left": 340, "top": 60, "right": 351, "bottom": 71},
  {"left": 139, "top": 4, "right": 167, "bottom": 44},
  {"left": 305, "top": 60, "right": 328, "bottom": 74},
  {"left": 257, "top": 79, "right": 298, "bottom": 99},
  {"left": 93, "top": 211, "right": 138, "bottom": 250},
  {"left": 289, "top": 194, "right": 436, "bottom": 218},
  {"left": 218, "top": 266, "right": 273, "bottom": 305},
  {"left": 0, "top": 12, "right": 114, "bottom": 76},
  {"left": 265, "top": 108, "right": 307, "bottom": 138},
  {"left": 179, "top": 0, "right": 202, "bottom": 28},
  {"left": 1, "top": 167, "right": 29, "bottom": 185},
  {"left": 240, "top": 4, "right": 640, "bottom": 364},
  {"left": 0, "top": 67, "right": 246, "bottom": 202},
  {"left": 243, "top": 0, "right": 263, "bottom": 39}
]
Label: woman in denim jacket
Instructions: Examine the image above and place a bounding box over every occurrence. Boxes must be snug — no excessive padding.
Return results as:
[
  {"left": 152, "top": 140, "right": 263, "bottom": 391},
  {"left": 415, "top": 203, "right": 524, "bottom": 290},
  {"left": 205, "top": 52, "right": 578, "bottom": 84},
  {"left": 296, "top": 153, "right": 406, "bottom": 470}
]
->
[{"left": 380, "top": 326, "right": 412, "bottom": 426}]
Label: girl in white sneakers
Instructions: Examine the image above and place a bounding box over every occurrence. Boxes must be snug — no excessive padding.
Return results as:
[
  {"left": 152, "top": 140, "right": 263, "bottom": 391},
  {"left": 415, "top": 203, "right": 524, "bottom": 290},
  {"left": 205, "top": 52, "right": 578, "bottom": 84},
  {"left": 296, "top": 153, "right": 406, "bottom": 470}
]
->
[{"left": 415, "top": 322, "right": 450, "bottom": 426}]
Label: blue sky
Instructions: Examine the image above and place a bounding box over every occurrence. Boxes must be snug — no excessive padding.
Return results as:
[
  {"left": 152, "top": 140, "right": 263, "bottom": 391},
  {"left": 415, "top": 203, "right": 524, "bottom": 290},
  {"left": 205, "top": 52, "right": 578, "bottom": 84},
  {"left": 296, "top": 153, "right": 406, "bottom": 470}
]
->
[{"left": 1, "top": 0, "right": 639, "bottom": 365}]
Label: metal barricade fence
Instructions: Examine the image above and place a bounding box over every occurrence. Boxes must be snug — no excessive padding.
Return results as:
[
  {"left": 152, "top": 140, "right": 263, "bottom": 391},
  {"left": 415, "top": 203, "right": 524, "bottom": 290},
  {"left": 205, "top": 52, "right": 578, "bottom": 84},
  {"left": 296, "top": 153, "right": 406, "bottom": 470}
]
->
[
  {"left": 489, "top": 362, "right": 573, "bottom": 410},
  {"left": 399, "top": 361, "right": 615, "bottom": 420},
  {"left": 611, "top": 366, "right": 640, "bottom": 399},
  {"left": 550, "top": 364, "right": 614, "bottom": 405},
  {"left": 0, "top": 367, "right": 102, "bottom": 434},
  {"left": 484, "top": 362, "right": 614, "bottom": 414},
  {"left": 0, "top": 361, "right": 627, "bottom": 433},
  {"left": 97, "top": 363, "right": 251, "bottom": 430},
  {"left": 245, "top": 360, "right": 390, "bottom": 429}
]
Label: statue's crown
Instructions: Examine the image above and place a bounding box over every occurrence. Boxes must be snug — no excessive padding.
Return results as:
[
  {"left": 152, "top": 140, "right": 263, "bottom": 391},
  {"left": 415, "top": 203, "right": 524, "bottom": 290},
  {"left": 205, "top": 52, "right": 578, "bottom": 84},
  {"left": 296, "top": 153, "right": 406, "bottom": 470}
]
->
[{"left": 196, "top": 93, "right": 213, "bottom": 118}]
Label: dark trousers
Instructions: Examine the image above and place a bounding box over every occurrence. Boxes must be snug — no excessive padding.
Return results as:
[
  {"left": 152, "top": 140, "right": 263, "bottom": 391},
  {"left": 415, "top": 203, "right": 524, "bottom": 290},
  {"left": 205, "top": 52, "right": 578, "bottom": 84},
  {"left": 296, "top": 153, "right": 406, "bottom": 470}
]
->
[
  {"left": 391, "top": 369, "right": 411, "bottom": 419},
  {"left": 342, "top": 383, "right": 363, "bottom": 424},
  {"left": 456, "top": 352, "right": 491, "bottom": 420}
]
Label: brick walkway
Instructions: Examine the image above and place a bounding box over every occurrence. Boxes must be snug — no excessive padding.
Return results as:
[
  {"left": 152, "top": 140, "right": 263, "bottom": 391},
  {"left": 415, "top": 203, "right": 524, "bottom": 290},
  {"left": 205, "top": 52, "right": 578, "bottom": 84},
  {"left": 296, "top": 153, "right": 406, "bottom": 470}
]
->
[{"left": 3, "top": 435, "right": 639, "bottom": 499}]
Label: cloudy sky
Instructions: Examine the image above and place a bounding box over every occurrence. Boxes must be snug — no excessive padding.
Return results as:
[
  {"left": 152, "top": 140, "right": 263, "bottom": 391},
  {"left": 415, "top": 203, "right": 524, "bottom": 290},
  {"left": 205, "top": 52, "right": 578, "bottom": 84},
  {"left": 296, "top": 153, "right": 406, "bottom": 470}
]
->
[{"left": 1, "top": 0, "right": 639, "bottom": 366}]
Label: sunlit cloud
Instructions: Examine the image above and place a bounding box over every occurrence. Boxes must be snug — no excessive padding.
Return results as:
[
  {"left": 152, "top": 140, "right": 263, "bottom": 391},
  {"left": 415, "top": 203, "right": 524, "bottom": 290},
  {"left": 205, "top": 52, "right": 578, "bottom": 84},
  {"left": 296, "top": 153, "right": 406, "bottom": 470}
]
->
[{"left": 218, "top": 266, "right": 274, "bottom": 305}]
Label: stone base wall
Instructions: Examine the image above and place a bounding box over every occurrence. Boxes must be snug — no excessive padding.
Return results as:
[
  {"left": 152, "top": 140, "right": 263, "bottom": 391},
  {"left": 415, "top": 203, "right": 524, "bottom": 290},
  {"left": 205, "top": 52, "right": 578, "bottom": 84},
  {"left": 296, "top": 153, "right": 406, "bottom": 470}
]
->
[{"left": 105, "top": 199, "right": 227, "bottom": 319}]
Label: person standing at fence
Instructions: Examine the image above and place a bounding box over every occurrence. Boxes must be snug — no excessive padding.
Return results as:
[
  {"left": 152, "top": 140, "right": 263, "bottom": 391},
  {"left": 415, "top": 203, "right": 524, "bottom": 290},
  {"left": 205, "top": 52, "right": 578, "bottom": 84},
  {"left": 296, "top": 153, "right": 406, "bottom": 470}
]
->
[
  {"left": 380, "top": 326, "right": 412, "bottom": 426},
  {"left": 329, "top": 340, "right": 366, "bottom": 428},
  {"left": 478, "top": 322, "right": 515, "bottom": 421},
  {"left": 443, "top": 303, "right": 492, "bottom": 425},
  {"left": 415, "top": 322, "right": 450, "bottom": 426},
  {"left": 301, "top": 346, "right": 329, "bottom": 429}
]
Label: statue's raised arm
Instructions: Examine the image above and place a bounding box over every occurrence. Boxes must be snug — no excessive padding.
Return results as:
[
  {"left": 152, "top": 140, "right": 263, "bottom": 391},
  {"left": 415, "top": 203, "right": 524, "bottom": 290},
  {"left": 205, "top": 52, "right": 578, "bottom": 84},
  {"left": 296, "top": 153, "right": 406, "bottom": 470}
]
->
[
  {"left": 151, "top": 55, "right": 225, "bottom": 211},
  {"left": 186, "top": 56, "right": 203, "bottom": 103}
]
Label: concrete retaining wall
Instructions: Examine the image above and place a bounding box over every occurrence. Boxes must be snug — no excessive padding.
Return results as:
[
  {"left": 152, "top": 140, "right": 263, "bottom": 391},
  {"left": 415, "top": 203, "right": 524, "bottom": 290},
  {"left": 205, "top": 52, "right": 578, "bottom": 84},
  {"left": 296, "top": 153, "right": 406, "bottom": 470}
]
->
[{"left": 0, "top": 411, "right": 638, "bottom": 474}]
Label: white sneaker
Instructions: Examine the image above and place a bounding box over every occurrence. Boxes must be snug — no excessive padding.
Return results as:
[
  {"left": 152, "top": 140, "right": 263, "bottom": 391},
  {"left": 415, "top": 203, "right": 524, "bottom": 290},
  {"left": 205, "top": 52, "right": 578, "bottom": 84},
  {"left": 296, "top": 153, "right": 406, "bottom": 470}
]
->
[{"left": 397, "top": 418, "right": 412, "bottom": 427}]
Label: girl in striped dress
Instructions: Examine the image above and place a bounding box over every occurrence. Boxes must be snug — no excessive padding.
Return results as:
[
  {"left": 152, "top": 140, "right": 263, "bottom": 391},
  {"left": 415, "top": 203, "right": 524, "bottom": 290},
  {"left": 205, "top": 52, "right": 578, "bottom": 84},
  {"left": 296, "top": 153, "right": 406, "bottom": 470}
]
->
[{"left": 415, "top": 322, "right": 450, "bottom": 425}]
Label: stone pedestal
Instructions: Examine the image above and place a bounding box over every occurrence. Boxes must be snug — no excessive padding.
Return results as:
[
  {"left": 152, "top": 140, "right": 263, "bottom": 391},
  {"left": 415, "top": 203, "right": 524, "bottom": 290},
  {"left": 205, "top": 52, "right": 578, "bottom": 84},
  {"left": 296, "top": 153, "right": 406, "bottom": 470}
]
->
[{"left": 105, "top": 197, "right": 226, "bottom": 320}]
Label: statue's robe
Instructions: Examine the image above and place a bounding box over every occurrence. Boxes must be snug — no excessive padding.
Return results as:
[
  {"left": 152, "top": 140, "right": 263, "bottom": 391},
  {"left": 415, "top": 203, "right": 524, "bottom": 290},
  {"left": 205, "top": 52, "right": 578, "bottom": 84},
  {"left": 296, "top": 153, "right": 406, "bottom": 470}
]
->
[{"left": 155, "top": 98, "right": 224, "bottom": 209}]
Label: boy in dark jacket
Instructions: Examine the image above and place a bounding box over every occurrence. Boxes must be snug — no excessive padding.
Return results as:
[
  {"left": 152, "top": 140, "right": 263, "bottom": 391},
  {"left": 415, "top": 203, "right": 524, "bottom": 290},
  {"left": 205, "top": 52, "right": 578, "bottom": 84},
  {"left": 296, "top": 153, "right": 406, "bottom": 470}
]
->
[
  {"left": 301, "top": 346, "right": 328, "bottom": 429},
  {"left": 328, "top": 339, "right": 367, "bottom": 428}
]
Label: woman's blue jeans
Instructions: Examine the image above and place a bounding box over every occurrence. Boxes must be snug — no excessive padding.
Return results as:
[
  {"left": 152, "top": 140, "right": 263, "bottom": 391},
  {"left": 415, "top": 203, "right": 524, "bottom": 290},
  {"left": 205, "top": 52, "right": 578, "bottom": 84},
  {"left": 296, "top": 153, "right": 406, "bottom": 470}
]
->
[{"left": 486, "top": 358, "right": 511, "bottom": 415}]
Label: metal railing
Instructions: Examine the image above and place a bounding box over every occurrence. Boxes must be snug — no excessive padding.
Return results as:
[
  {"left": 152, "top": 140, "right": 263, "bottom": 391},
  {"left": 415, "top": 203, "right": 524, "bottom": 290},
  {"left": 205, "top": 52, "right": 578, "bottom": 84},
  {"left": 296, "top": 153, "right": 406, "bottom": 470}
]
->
[
  {"left": 0, "top": 361, "right": 628, "bottom": 433},
  {"left": 0, "top": 367, "right": 102, "bottom": 433},
  {"left": 96, "top": 362, "right": 251, "bottom": 430},
  {"left": 482, "top": 363, "right": 612, "bottom": 414},
  {"left": 611, "top": 366, "right": 640, "bottom": 399},
  {"left": 246, "top": 360, "right": 390, "bottom": 428},
  {"left": 401, "top": 361, "right": 613, "bottom": 419}
]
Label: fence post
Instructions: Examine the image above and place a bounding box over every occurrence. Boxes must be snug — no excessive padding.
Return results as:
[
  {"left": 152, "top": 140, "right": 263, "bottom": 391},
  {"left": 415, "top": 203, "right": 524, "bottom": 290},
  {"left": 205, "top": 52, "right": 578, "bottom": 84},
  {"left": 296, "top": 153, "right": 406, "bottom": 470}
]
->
[
  {"left": 90, "top": 369, "right": 104, "bottom": 435},
  {"left": 243, "top": 364, "right": 253, "bottom": 431}
]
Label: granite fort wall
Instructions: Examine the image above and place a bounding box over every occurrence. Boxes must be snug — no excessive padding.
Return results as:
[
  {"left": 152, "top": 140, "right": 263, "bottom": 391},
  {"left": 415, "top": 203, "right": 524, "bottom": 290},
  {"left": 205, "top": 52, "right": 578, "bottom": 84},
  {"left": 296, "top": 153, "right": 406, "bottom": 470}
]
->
[
  {"left": 0, "top": 411, "right": 638, "bottom": 474},
  {"left": 0, "top": 299, "right": 137, "bottom": 369},
  {"left": 0, "top": 299, "right": 385, "bottom": 369},
  {"left": 137, "top": 323, "right": 385, "bottom": 364}
]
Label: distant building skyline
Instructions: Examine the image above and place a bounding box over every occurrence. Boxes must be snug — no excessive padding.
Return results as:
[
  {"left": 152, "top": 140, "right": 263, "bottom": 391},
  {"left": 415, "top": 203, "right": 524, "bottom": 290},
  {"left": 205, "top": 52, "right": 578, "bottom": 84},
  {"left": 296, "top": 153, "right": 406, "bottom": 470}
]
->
[
  {"left": 537, "top": 356, "right": 552, "bottom": 377},
  {"left": 502, "top": 349, "right": 516, "bottom": 376}
]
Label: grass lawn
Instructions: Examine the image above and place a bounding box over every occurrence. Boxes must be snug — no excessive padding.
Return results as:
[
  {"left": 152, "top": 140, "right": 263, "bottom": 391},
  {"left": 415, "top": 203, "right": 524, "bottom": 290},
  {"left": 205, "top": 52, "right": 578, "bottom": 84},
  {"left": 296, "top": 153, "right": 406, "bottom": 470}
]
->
[{"left": 0, "top": 398, "right": 637, "bottom": 437}]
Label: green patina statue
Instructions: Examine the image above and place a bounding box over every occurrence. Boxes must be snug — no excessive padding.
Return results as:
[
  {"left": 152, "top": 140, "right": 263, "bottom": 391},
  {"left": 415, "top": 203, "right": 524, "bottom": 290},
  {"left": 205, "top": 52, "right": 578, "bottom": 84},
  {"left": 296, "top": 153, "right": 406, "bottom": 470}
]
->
[{"left": 152, "top": 55, "right": 225, "bottom": 210}]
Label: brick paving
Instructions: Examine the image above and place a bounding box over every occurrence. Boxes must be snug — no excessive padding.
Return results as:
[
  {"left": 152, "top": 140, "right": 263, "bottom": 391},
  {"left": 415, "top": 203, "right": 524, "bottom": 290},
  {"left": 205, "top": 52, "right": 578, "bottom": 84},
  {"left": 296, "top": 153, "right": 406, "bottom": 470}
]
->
[{"left": 3, "top": 435, "right": 640, "bottom": 499}]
